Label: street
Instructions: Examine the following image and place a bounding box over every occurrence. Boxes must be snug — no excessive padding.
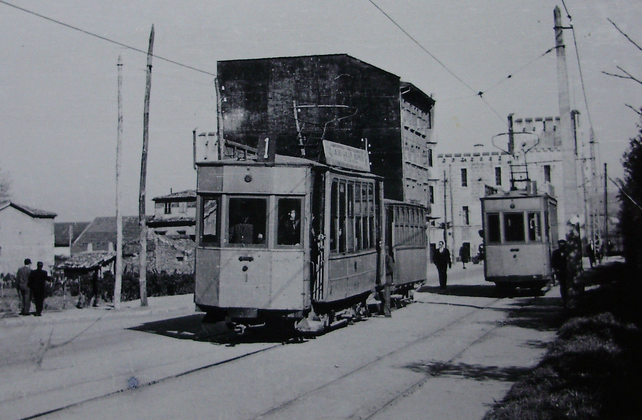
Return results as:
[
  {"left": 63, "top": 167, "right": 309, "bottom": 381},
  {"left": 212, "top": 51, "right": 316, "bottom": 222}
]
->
[{"left": 0, "top": 264, "right": 562, "bottom": 420}]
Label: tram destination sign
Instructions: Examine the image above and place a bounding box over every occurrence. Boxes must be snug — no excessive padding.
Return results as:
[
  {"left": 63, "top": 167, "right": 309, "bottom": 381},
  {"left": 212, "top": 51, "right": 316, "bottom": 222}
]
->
[{"left": 322, "top": 140, "right": 370, "bottom": 172}]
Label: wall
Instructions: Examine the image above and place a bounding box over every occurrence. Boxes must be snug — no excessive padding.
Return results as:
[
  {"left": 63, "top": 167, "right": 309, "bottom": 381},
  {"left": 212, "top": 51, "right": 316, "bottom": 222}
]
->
[{"left": 0, "top": 207, "right": 55, "bottom": 274}]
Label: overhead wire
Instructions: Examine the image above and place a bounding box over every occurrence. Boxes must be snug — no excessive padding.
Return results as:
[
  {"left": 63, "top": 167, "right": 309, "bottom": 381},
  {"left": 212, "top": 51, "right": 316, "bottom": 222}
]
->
[
  {"left": 368, "top": 0, "right": 512, "bottom": 125},
  {"left": 0, "top": 0, "right": 217, "bottom": 78}
]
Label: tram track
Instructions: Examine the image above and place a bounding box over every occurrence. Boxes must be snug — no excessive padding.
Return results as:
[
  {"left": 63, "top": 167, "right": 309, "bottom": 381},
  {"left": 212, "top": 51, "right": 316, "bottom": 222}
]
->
[
  {"left": 24, "top": 292, "right": 544, "bottom": 420},
  {"left": 250, "top": 294, "right": 517, "bottom": 420}
]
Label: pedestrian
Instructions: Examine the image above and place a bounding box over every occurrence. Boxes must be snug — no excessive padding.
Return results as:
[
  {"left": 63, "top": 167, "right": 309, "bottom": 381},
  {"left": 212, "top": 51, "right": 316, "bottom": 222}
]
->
[
  {"left": 28, "top": 261, "right": 49, "bottom": 316},
  {"left": 16, "top": 259, "right": 32, "bottom": 315},
  {"left": 91, "top": 270, "right": 100, "bottom": 307},
  {"left": 434, "top": 241, "right": 451, "bottom": 289},
  {"left": 586, "top": 241, "right": 596, "bottom": 269},
  {"left": 551, "top": 239, "right": 568, "bottom": 307},
  {"left": 459, "top": 244, "right": 469, "bottom": 269}
]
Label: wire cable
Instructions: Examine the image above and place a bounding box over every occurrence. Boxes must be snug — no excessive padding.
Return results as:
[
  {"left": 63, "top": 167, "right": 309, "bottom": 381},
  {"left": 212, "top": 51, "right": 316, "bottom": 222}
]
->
[{"left": 0, "top": 0, "right": 217, "bottom": 77}]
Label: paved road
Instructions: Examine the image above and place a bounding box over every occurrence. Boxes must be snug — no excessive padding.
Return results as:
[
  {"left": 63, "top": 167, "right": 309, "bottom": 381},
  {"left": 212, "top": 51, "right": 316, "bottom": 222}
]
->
[{"left": 0, "top": 264, "right": 563, "bottom": 420}]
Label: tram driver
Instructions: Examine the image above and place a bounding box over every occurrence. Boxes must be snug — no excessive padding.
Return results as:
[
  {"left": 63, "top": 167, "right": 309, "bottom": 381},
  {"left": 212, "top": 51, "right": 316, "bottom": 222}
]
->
[{"left": 279, "top": 208, "right": 301, "bottom": 245}]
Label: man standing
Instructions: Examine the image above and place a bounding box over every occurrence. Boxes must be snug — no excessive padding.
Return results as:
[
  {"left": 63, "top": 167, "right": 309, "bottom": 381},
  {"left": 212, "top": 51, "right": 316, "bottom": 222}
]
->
[
  {"left": 28, "top": 261, "right": 49, "bottom": 317},
  {"left": 16, "top": 259, "right": 32, "bottom": 315},
  {"left": 434, "top": 241, "right": 451, "bottom": 289},
  {"left": 551, "top": 239, "right": 568, "bottom": 307}
]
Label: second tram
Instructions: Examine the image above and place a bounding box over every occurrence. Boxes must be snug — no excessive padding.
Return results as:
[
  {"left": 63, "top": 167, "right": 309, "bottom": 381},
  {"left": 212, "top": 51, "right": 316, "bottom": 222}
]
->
[{"left": 480, "top": 183, "right": 558, "bottom": 290}]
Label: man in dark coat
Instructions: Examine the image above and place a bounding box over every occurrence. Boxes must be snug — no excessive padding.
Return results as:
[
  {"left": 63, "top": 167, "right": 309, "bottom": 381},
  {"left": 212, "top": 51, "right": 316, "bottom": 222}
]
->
[
  {"left": 551, "top": 239, "right": 568, "bottom": 307},
  {"left": 28, "top": 261, "right": 49, "bottom": 316},
  {"left": 16, "top": 258, "right": 32, "bottom": 315},
  {"left": 433, "top": 241, "right": 451, "bottom": 289}
]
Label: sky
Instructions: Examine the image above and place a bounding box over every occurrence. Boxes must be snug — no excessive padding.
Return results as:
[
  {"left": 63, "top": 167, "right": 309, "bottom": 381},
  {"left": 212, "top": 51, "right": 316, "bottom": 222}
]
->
[{"left": 1, "top": 0, "right": 641, "bottom": 222}]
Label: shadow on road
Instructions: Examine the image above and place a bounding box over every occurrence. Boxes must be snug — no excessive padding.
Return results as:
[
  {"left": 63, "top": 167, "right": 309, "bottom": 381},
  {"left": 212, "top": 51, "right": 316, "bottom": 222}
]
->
[
  {"left": 502, "top": 296, "right": 565, "bottom": 332},
  {"left": 403, "top": 360, "right": 532, "bottom": 382},
  {"left": 417, "top": 284, "right": 546, "bottom": 299},
  {"left": 129, "top": 314, "right": 304, "bottom": 345}
]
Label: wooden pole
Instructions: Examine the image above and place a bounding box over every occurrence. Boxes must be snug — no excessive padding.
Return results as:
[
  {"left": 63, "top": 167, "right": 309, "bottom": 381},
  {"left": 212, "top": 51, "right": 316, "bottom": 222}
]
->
[
  {"left": 139, "top": 25, "right": 154, "bottom": 307},
  {"left": 114, "top": 55, "right": 123, "bottom": 310}
]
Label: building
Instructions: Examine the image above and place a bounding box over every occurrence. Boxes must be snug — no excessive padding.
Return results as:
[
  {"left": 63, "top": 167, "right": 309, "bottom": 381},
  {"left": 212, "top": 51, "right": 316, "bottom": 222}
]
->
[
  {"left": 148, "top": 189, "right": 196, "bottom": 238},
  {"left": 71, "top": 216, "right": 140, "bottom": 255},
  {"left": 214, "top": 54, "right": 436, "bottom": 209},
  {"left": 433, "top": 115, "right": 569, "bottom": 261},
  {"left": 54, "top": 222, "right": 90, "bottom": 257},
  {"left": 0, "top": 201, "right": 57, "bottom": 274}
]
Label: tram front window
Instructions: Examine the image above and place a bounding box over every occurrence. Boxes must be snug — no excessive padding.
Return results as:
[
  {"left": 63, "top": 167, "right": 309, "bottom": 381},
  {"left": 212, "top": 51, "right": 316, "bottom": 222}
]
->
[
  {"left": 277, "top": 198, "right": 302, "bottom": 246},
  {"left": 487, "top": 213, "right": 500, "bottom": 244},
  {"left": 504, "top": 212, "right": 525, "bottom": 242},
  {"left": 200, "top": 197, "right": 219, "bottom": 245},
  {"left": 228, "top": 198, "right": 267, "bottom": 246},
  {"left": 528, "top": 212, "right": 542, "bottom": 242}
]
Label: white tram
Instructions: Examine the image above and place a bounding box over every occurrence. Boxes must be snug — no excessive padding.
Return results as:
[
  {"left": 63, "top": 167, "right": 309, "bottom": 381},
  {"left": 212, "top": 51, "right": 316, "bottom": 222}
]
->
[
  {"left": 480, "top": 184, "right": 558, "bottom": 290},
  {"left": 194, "top": 154, "right": 386, "bottom": 328}
]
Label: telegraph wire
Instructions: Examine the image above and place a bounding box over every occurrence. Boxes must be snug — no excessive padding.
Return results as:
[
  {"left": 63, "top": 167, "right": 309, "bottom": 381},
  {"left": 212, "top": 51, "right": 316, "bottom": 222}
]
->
[
  {"left": 368, "top": 0, "right": 508, "bottom": 125},
  {"left": 0, "top": 0, "right": 217, "bottom": 77}
]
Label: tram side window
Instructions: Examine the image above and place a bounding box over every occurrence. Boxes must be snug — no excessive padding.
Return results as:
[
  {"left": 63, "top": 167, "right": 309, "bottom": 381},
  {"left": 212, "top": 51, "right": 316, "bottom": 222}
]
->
[
  {"left": 277, "top": 198, "right": 302, "bottom": 246},
  {"left": 487, "top": 213, "right": 501, "bottom": 244},
  {"left": 200, "top": 197, "right": 219, "bottom": 245},
  {"left": 528, "top": 212, "right": 542, "bottom": 242},
  {"left": 228, "top": 198, "right": 267, "bottom": 246},
  {"left": 504, "top": 212, "right": 525, "bottom": 242}
]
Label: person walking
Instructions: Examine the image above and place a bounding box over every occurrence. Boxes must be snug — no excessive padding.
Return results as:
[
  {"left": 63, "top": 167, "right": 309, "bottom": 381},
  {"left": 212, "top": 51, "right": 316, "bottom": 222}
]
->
[
  {"left": 28, "top": 261, "right": 49, "bottom": 316},
  {"left": 459, "top": 244, "right": 469, "bottom": 269},
  {"left": 16, "top": 259, "right": 32, "bottom": 315},
  {"left": 551, "top": 239, "right": 569, "bottom": 307},
  {"left": 434, "top": 241, "right": 451, "bottom": 289}
]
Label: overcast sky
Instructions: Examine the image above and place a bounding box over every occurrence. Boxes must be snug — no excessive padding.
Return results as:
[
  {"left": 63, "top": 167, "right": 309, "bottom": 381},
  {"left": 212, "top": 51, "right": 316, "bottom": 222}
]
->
[{"left": 1, "top": 0, "right": 641, "bottom": 222}]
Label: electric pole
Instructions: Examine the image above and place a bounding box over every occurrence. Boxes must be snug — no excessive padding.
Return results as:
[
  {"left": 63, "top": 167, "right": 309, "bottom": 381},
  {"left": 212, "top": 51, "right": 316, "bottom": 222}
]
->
[
  {"left": 138, "top": 25, "right": 154, "bottom": 307},
  {"left": 114, "top": 55, "right": 123, "bottom": 310}
]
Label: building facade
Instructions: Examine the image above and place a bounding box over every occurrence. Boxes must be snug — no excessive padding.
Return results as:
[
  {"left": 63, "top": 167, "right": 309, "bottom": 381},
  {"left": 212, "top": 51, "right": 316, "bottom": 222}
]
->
[
  {"left": 0, "top": 202, "right": 56, "bottom": 274},
  {"left": 215, "top": 54, "right": 436, "bottom": 209},
  {"left": 148, "top": 189, "right": 196, "bottom": 238},
  {"left": 433, "top": 115, "right": 568, "bottom": 261}
]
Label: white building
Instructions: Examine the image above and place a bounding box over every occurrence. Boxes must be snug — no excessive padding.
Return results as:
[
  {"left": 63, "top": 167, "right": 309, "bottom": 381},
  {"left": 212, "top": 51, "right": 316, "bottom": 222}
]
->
[{"left": 0, "top": 201, "right": 56, "bottom": 275}]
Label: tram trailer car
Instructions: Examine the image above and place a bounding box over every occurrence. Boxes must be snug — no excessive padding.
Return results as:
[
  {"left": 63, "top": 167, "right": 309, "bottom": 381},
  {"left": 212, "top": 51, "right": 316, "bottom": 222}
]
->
[
  {"left": 194, "top": 155, "right": 387, "bottom": 329},
  {"left": 385, "top": 200, "right": 428, "bottom": 297},
  {"left": 480, "top": 188, "right": 558, "bottom": 290}
]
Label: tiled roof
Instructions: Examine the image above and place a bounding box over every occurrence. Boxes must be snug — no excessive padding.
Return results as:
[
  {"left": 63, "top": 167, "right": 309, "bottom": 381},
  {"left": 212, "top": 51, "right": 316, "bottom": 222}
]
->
[
  {"left": 0, "top": 201, "right": 57, "bottom": 218},
  {"left": 59, "top": 251, "right": 116, "bottom": 271},
  {"left": 152, "top": 190, "right": 196, "bottom": 202}
]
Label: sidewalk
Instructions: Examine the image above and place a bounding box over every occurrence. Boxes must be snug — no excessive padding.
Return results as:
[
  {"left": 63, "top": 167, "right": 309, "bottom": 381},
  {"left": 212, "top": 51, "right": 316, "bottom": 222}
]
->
[{"left": 1, "top": 294, "right": 197, "bottom": 327}]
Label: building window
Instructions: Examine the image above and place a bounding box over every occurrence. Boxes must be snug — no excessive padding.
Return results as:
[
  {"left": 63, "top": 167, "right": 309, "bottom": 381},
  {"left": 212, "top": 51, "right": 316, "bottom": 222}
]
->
[
  {"left": 428, "top": 149, "right": 433, "bottom": 167},
  {"left": 544, "top": 165, "right": 551, "bottom": 183},
  {"left": 429, "top": 186, "right": 434, "bottom": 204},
  {"left": 462, "top": 206, "right": 470, "bottom": 225},
  {"left": 461, "top": 168, "right": 468, "bottom": 187},
  {"left": 495, "top": 167, "right": 502, "bottom": 186},
  {"left": 164, "top": 202, "right": 171, "bottom": 215}
]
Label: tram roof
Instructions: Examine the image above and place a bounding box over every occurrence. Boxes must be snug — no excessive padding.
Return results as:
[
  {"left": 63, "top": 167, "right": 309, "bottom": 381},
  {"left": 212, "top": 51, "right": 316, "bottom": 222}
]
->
[
  {"left": 482, "top": 188, "right": 556, "bottom": 202},
  {"left": 200, "top": 154, "right": 382, "bottom": 179}
]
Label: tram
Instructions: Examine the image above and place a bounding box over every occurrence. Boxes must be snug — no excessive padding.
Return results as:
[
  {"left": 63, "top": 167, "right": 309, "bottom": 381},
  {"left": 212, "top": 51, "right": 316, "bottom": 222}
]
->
[
  {"left": 193, "top": 141, "right": 428, "bottom": 331},
  {"left": 480, "top": 182, "right": 558, "bottom": 290}
]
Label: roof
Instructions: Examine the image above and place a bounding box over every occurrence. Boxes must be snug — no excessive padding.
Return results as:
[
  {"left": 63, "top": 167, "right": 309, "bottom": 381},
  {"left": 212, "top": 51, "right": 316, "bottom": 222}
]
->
[
  {"left": 54, "top": 222, "right": 90, "bottom": 247},
  {"left": 0, "top": 201, "right": 57, "bottom": 218},
  {"left": 72, "top": 216, "right": 141, "bottom": 250},
  {"left": 152, "top": 190, "right": 196, "bottom": 202},
  {"left": 59, "top": 251, "right": 116, "bottom": 271}
]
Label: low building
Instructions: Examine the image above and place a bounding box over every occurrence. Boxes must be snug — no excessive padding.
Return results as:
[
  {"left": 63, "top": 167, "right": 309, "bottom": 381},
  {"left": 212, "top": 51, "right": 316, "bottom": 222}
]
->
[
  {"left": 147, "top": 189, "right": 196, "bottom": 238},
  {"left": 54, "top": 222, "right": 90, "bottom": 257},
  {"left": 0, "top": 201, "right": 57, "bottom": 274}
]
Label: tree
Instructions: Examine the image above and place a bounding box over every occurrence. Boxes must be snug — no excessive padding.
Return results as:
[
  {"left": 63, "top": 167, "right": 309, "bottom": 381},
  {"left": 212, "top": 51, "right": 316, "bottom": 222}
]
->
[
  {"left": 619, "top": 116, "right": 642, "bottom": 270},
  {"left": 0, "top": 169, "right": 11, "bottom": 201}
]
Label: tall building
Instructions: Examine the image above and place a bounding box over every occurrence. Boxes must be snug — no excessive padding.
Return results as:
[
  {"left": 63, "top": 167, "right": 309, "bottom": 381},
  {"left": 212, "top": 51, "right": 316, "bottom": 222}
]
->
[{"left": 215, "top": 54, "right": 436, "bottom": 209}]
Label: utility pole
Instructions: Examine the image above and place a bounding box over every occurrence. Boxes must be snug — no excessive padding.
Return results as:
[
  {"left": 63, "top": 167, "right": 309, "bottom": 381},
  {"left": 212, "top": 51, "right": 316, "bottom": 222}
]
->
[
  {"left": 554, "top": 6, "right": 580, "bottom": 237},
  {"left": 604, "top": 163, "right": 609, "bottom": 249},
  {"left": 215, "top": 77, "right": 224, "bottom": 160},
  {"left": 443, "top": 169, "right": 448, "bottom": 244},
  {"left": 138, "top": 25, "right": 154, "bottom": 307},
  {"left": 114, "top": 55, "right": 123, "bottom": 310}
]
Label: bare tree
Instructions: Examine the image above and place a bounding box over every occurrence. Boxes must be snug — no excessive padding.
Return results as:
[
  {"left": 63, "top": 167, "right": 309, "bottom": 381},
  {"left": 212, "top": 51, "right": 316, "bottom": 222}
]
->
[
  {"left": 0, "top": 169, "right": 11, "bottom": 201},
  {"left": 603, "top": 19, "right": 642, "bottom": 103}
]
